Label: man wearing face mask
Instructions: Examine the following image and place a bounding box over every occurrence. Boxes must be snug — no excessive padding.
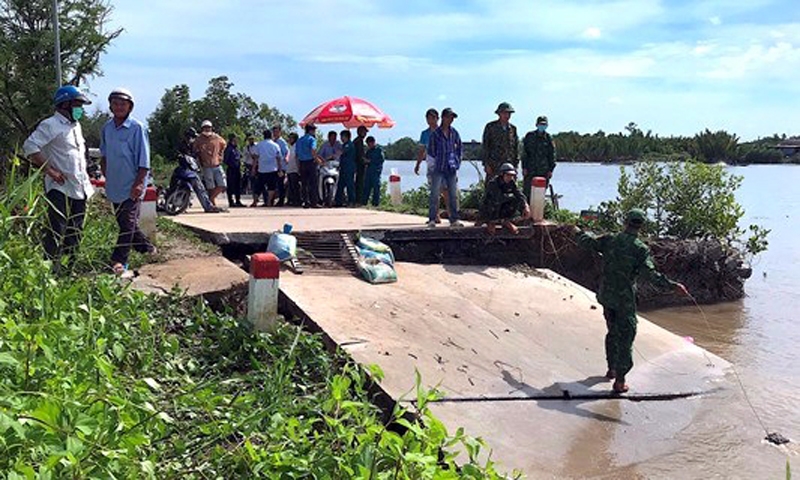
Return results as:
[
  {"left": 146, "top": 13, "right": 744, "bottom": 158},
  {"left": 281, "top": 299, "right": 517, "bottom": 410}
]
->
[
  {"left": 23, "top": 85, "right": 94, "bottom": 272},
  {"left": 100, "top": 87, "right": 156, "bottom": 275},
  {"left": 521, "top": 115, "right": 556, "bottom": 202}
]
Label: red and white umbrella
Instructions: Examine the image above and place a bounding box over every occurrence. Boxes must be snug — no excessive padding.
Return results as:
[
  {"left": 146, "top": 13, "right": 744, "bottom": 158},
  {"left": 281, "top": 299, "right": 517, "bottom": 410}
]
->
[{"left": 299, "top": 95, "right": 395, "bottom": 129}]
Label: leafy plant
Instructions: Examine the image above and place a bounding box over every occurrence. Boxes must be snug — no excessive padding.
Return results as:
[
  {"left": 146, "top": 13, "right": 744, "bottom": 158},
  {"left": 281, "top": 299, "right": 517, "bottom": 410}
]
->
[{"left": 597, "top": 161, "right": 769, "bottom": 256}]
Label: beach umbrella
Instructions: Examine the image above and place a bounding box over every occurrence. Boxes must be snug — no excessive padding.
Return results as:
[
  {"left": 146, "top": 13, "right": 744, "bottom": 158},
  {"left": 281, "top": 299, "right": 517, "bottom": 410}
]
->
[{"left": 299, "top": 95, "right": 395, "bottom": 129}]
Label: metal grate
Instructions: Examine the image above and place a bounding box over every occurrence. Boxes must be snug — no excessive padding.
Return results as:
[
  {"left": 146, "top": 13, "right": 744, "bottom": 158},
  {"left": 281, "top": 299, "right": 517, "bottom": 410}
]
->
[{"left": 293, "top": 232, "right": 358, "bottom": 275}]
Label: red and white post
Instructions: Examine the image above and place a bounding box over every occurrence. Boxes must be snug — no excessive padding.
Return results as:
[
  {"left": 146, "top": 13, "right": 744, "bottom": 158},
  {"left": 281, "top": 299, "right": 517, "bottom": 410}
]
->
[
  {"left": 140, "top": 186, "right": 158, "bottom": 240},
  {"left": 248, "top": 252, "right": 281, "bottom": 331}
]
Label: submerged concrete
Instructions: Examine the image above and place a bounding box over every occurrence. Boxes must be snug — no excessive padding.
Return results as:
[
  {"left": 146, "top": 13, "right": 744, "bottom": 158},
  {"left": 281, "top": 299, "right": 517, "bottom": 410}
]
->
[{"left": 279, "top": 263, "right": 730, "bottom": 476}]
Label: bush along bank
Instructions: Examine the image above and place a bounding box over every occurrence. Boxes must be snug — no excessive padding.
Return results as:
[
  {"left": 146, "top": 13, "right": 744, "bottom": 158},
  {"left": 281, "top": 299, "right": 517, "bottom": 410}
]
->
[{"left": 0, "top": 169, "right": 513, "bottom": 478}]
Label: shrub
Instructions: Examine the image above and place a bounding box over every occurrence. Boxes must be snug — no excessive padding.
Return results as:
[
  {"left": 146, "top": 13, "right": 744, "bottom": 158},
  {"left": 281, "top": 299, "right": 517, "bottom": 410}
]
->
[{"left": 597, "top": 161, "right": 769, "bottom": 256}]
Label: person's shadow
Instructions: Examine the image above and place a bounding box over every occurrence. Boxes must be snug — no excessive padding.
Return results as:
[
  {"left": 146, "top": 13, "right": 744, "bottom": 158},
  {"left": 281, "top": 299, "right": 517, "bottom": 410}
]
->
[{"left": 500, "top": 369, "right": 629, "bottom": 425}]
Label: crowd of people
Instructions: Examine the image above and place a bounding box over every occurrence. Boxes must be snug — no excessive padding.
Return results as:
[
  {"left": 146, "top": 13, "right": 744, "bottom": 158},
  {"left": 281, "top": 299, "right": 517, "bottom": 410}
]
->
[{"left": 187, "top": 121, "right": 386, "bottom": 211}]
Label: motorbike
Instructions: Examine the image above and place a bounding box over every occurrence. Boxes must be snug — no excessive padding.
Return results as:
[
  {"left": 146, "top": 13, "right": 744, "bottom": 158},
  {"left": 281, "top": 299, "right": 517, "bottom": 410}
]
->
[
  {"left": 318, "top": 159, "right": 340, "bottom": 207},
  {"left": 158, "top": 153, "right": 215, "bottom": 215}
]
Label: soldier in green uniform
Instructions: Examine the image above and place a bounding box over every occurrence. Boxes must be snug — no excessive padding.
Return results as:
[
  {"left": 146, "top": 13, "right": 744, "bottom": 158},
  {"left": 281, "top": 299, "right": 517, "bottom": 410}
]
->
[
  {"left": 480, "top": 163, "right": 531, "bottom": 235},
  {"left": 574, "top": 209, "right": 689, "bottom": 394},
  {"left": 481, "top": 102, "right": 519, "bottom": 181},
  {"left": 521, "top": 115, "right": 556, "bottom": 201}
]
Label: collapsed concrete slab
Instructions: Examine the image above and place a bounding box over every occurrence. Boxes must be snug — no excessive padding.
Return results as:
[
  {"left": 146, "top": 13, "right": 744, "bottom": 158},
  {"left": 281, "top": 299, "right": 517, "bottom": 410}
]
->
[{"left": 278, "top": 263, "right": 731, "bottom": 476}]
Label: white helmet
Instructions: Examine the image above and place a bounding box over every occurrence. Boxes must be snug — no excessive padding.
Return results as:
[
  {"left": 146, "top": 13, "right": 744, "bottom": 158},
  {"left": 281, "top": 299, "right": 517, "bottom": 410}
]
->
[{"left": 108, "top": 87, "right": 135, "bottom": 107}]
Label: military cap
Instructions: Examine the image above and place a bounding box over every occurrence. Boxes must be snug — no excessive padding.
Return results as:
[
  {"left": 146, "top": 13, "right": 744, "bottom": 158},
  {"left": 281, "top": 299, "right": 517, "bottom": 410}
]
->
[
  {"left": 536, "top": 115, "right": 548, "bottom": 125},
  {"left": 626, "top": 208, "right": 647, "bottom": 225},
  {"left": 495, "top": 102, "right": 515, "bottom": 114}
]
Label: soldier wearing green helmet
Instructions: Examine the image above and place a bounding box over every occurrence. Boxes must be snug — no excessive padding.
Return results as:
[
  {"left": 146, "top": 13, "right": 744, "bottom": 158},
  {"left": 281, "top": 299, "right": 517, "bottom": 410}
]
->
[
  {"left": 480, "top": 102, "right": 519, "bottom": 181},
  {"left": 574, "top": 208, "right": 689, "bottom": 394}
]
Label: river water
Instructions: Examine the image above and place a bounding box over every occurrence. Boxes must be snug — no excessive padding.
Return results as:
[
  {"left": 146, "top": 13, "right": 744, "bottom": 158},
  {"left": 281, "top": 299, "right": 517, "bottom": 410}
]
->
[{"left": 384, "top": 161, "right": 800, "bottom": 478}]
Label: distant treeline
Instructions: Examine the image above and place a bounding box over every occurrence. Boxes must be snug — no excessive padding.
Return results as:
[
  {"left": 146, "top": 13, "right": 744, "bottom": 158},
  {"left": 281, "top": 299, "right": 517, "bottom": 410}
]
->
[{"left": 383, "top": 123, "right": 800, "bottom": 164}]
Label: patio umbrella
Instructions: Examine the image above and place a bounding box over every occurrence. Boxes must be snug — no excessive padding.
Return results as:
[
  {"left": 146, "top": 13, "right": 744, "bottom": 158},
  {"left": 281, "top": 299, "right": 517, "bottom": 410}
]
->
[{"left": 299, "top": 95, "right": 395, "bottom": 129}]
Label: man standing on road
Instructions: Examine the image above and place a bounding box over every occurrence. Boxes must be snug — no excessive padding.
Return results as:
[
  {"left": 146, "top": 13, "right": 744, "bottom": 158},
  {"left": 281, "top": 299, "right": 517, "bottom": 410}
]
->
[
  {"left": 574, "top": 209, "right": 689, "bottom": 394},
  {"left": 271, "top": 125, "right": 290, "bottom": 206},
  {"left": 354, "top": 125, "right": 369, "bottom": 204},
  {"left": 296, "top": 124, "right": 321, "bottom": 208},
  {"left": 100, "top": 88, "right": 156, "bottom": 275},
  {"left": 223, "top": 134, "right": 244, "bottom": 207},
  {"left": 481, "top": 102, "right": 519, "bottom": 181},
  {"left": 23, "top": 85, "right": 94, "bottom": 272},
  {"left": 193, "top": 120, "right": 227, "bottom": 206},
  {"left": 415, "top": 108, "right": 448, "bottom": 223},
  {"left": 426, "top": 108, "right": 463, "bottom": 228},
  {"left": 250, "top": 129, "right": 283, "bottom": 207},
  {"left": 521, "top": 115, "right": 556, "bottom": 201}
]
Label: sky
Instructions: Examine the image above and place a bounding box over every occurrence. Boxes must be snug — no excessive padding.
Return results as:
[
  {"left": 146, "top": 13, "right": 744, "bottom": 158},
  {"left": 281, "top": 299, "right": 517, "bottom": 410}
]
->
[{"left": 85, "top": 0, "right": 800, "bottom": 144}]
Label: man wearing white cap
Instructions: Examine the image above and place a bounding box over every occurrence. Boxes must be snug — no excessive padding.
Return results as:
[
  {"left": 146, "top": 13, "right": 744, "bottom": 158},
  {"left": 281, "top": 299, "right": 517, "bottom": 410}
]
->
[{"left": 193, "top": 119, "right": 227, "bottom": 206}]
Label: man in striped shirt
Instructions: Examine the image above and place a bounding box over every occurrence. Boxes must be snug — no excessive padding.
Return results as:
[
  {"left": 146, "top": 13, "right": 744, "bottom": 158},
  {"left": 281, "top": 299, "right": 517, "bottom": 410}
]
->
[{"left": 426, "top": 108, "right": 463, "bottom": 228}]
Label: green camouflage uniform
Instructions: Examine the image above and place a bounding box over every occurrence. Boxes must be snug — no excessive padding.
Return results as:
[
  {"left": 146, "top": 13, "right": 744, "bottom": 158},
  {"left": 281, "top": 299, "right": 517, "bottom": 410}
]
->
[
  {"left": 576, "top": 230, "right": 677, "bottom": 380},
  {"left": 481, "top": 120, "right": 519, "bottom": 177},
  {"left": 480, "top": 175, "right": 527, "bottom": 221},
  {"left": 520, "top": 131, "right": 556, "bottom": 201}
]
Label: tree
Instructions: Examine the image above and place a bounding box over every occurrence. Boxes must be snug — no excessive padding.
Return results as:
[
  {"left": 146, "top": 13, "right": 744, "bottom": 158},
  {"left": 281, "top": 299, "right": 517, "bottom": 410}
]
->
[
  {"left": 383, "top": 137, "right": 417, "bottom": 160},
  {"left": 0, "top": 0, "right": 122, "bottom": 158},
  {"left": 148, "top": 84, "right": 193, "bottom": 159},
  {"left": 692, "top": 129, "right": 740, "bottom": 164},
  {"left": 597, "top": 161, "right": 769, "bottom": 256},
  {"left": 147, "top": 77, "right": 297, "bottom": 160}
]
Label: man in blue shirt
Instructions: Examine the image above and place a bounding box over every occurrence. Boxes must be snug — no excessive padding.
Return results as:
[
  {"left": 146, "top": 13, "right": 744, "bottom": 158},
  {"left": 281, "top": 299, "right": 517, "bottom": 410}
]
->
[
  {"left": 100, "top": 88, "right": 155, "bottom": 274},
  {"left": 426, "top": 107, "right": 463, "bottom": 228},
  {"left": 296, "top": 124, "right": 321, "bottom": 208}
]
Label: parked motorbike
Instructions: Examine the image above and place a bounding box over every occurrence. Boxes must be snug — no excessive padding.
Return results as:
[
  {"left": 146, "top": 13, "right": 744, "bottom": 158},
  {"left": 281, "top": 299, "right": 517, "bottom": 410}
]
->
[
  {"left": 158, "top": 153, "right": 215, "bottom": 215},
  {"left": 318, "top": 159, "right": 340, "bottom": 207}
]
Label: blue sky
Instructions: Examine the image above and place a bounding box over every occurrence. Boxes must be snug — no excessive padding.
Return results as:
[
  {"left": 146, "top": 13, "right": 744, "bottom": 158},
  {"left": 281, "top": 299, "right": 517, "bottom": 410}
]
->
[{"left": 86, "top": 0, "right": 800, "bottom": 143}]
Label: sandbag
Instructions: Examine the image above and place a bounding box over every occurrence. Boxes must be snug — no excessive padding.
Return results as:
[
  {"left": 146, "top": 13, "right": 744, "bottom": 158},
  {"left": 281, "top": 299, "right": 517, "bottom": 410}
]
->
[
  {"left": 357, "top": 236, "right": 392, "bottom": 254},
  {"left": 357, "top": 257, "right": 398, "bottom": 284},
  {"left": 267, "top": 232, "right": 297, "bottom": 262},
  {"left": 356, "top": 246, "right": 395, "bottom": 266}
]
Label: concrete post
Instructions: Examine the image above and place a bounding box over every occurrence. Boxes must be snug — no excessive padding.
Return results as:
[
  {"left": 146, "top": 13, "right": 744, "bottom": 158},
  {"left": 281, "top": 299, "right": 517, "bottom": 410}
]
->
[
  {"left": 530, "top": 176, "right": 547, "bottom": 223},
  {"left": 248, "top": 252, "right": 280, "bottom": 331},
  {"left": 141, "top": 186, "right": 158, "bottom": 240}
]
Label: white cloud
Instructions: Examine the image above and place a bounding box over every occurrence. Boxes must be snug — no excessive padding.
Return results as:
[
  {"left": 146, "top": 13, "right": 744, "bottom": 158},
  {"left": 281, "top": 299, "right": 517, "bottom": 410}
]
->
[
  {"left": 710, "top": 16, "right": 722, "bottom": 26},
  {"left": 608, "top": 96, "right": 623, "bottom": 104},
  {"left": 583, "top": 27, "right": 603, "bottom": 39}
]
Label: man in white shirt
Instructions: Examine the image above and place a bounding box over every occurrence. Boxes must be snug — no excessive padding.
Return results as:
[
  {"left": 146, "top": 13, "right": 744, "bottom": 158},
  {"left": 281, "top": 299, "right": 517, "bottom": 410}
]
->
[
  {"left": 250, "top": 129, "right": 283, "bottom": 207},
  {"left": 23, "top": 85, "right": 94, "bottom": 271}
]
